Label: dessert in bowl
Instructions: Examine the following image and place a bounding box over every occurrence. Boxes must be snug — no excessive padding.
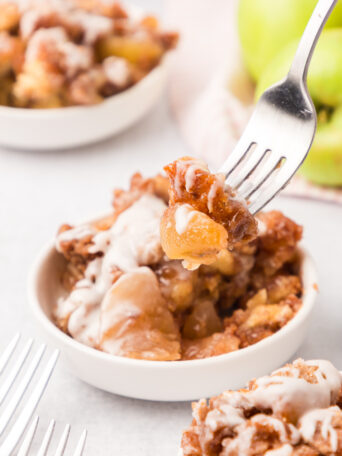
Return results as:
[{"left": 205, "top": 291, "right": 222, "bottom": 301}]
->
[
  {"left": 28, "top": 157, "right": 317, "bottom": 400},
  {"left": 180, "top": 358, "right": 342, "bottom": 455},
  {"left": 0, "top": 0, "right": 178, "bottom": 149}
]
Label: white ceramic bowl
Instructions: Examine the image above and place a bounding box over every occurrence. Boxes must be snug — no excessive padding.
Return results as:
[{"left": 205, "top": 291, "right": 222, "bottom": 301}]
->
[
  {"left": 0, "top": 62, "right": 166, "bottom": 151},
  {"left": 28, "top": 243, "right": 317, "bottom": 401}
]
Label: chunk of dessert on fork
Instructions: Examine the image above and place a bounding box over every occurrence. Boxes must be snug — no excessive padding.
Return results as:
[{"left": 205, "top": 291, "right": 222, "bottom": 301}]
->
[{"left": 160, "top": 157, "right": 258, "bottom": 270}]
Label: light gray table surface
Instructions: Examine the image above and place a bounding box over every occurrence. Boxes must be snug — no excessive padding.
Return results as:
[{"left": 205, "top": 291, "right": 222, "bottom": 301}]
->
[{"left": 0, "top": 1, "right": 342, "bottom": 454}]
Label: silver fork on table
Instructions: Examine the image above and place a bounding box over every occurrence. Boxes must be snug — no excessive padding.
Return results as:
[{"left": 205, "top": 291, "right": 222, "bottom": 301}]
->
[
  {"left": 220, "top": 0, "right": 337, "bottom": 214},
  {"left": 0, "top": 334, "right": 87, "bottom": 455}
]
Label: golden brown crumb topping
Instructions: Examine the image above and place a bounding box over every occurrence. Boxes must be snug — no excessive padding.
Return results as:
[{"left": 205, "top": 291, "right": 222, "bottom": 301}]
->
[{"left": 54, "top": 161, "right": 303, "bottom": 362}]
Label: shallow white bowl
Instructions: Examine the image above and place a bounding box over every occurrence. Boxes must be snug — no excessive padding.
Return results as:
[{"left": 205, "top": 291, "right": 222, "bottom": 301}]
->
[
  {"left": 0, "top": 62, "right": 166, "bottom": 151},
  {"left": 28, "top": 243, "right": 317, "bottom": 402}
]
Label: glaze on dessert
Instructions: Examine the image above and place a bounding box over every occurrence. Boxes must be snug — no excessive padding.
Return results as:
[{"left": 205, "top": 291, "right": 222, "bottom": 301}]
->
[
  {"left": 180, "top": 359, "right": 342, "bottom": 455},
  {"left": 54, "top": 158, "right": 303, "bottom": 362}
]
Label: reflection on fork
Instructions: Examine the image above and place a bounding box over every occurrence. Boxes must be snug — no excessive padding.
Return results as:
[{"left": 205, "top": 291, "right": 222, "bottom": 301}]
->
[{"left": 0, "top": 334, "right": 87, "bottom": 455}]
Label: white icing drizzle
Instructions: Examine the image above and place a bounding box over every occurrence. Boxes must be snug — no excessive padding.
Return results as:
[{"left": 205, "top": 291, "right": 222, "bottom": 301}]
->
[
  {"left": 20, "top": 10, "right": 38, "bottom": 39},
  {"left": 19, "top": 0, "right": 113, "bottom": 43},
  {"left": 206, "top": 403, "right": 245, "bottom": 432},
  {"left": 88, "top": 193, "right": 166, "bottom": 270},
  {"left": 306, "top": 359, "right": 342, "bottom": 403},
  {"left": 103, "top": 56, "right": 131, "bottom": 87},
  {"left": 184, "top": 159, "right": 207, "bottom": 192},
  {"left": 56, "top": 194, "right": 167, "bottom": 347},
  {"left": 71, "top": 10, "right": 113, "bottom": 44},
  {"left": 19, "top": 0, "right": 71, "bottom": 39},
  {"left": 98, "top": 266, "right": 180, "bottom": 358},
  {"left": 0, "top": 32, "right": 14, "bottom": 53},
  {"left": 173, "top": 157, "right": 208, "bottom": 196},
  {"left": 184, "top": 164, "right": 198, "bottom": 193},
  {"left": 55, "top": 274, "right": 101, "bottom": 323},
  {"left": 67, "top": 297, "right": 101, "bottom": 347},
  {"left": 56, "top": 224, "right": 96, "bottom": 250},
  {"left": 221, "top": 414, "right": 300, "bottom": 456},
  {"left": 25, "top": 26, "right": 66, "bottom": 61},
  {"left": 20, "top": 9, "right": 52, "bottom": 39},
  {"left": 251, "top": 415, "right": 300, "bottom": 444},
  {"left": 207, "top": 174, "right": 224, "bottom": 213},
  {"left": 257, "top": 218, "right": 267, "bottom": 236},
  {"left": 248, "top": 359, "right": 342, "bottom": 419},
  {"left": 174, "top": 204, "right": 197, "bottom": 235},
  {"left": 265, "top": 444, "right": 293, "bottom": 456},
  {"left": 58, "top": 40, "right": 93, "bottom": 76},
  {"left": 25, "top": 27, "right": 93, "bottom": 77},
  {"left": 98, "top": 267, "right": 149, "bottom": 354},
  {"left": 299, "top": 406, "right": 340, "bottom": 452}
]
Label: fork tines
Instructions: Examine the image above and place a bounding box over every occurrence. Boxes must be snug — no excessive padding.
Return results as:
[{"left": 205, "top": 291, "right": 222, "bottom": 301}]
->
[
  {"left": 0, "top": 334, "right": 86, "bottom": 455},
  {"left": 17, "top": 417, "right": 87, "bottom": 456},
  {"left": 220, "top": 140, "right": 287, "bottom": 215}
]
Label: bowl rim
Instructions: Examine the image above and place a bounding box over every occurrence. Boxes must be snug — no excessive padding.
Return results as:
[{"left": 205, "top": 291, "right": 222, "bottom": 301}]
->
[
  {"left": 28, "top": 236, "right": 318, "bottom": 370},
  {"left": 0, "top": 61, "right": 165, "bottom": 118}
]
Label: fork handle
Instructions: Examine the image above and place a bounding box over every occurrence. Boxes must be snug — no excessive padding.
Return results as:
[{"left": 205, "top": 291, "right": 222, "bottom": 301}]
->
[{"left": 288, "top": 0, "right": 338, "bottom": 84}]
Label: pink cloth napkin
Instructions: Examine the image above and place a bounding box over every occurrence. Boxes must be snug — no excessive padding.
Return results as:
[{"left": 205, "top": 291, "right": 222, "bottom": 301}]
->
[{"left": 165, "top": 0, "right": 342, "bottom": 205}]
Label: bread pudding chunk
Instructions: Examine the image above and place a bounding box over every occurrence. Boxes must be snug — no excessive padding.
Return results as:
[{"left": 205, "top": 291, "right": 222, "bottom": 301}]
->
[
  {"left": 180, "top": 359, "right": 342, "bottom": 456},
  {"left": 160, "top": 157, "right": 258, "bottom": 270},
  {"left": 55, "top": 166, "right": 303, "bottom": 362}
]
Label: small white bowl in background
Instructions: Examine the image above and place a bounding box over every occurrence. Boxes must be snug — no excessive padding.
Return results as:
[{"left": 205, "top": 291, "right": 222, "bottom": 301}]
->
[
  {"left": 28, "top": 242, "right": 317, "bottom": 402},
  {"left": 0, "top": 62, "right": 166, "bottom": 151}
]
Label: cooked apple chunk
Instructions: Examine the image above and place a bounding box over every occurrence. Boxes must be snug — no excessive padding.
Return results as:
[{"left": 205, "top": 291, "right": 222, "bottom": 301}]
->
[
  {"left": 96, "top": 35, "right": 164, "bottom": 71},
  {"left": 160, "top": 203, "right": 228, "bottom": 270},
  {"left": 99, "top": 267, "right": 181, "bottom": 361}
]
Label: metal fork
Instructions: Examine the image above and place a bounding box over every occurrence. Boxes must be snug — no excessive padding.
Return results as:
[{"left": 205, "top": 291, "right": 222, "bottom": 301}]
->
[
  {"left": 0, "top": 334, "right": 86, "bottom": 455},
  {"left": 219, "top": 0, "right": 337, "bottom": 214}
]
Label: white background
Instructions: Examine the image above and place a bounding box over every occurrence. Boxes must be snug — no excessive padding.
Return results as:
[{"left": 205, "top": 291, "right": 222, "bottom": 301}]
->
[{"left": 0, "top": 0, "right": 342, "bottom": 454}]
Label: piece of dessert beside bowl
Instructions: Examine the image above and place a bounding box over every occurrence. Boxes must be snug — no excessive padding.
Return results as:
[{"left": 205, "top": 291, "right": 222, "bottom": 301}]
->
[
  {"left": 180, "top": 358, "right": 342, "bottom": 456},
  {"left": 29, "top": 157, "right": 317, "bottom": 400},
  {"left": 0, "top": 0, "right": 178, "bottom": 149}
]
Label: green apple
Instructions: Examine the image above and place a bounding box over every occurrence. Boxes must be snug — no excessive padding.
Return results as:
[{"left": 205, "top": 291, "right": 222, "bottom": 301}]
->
[
  {"left": 300, "top": 107, "right": 342, "bottom": 186},
  {"left": 238, "top": 0, "right": 342, "bottom": 82},
  {"left": 256, "top": 29, "right": 342, "bottom": 186},
  {"left": 256, "top": 29, "right": 342, "bottom": 106}
]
